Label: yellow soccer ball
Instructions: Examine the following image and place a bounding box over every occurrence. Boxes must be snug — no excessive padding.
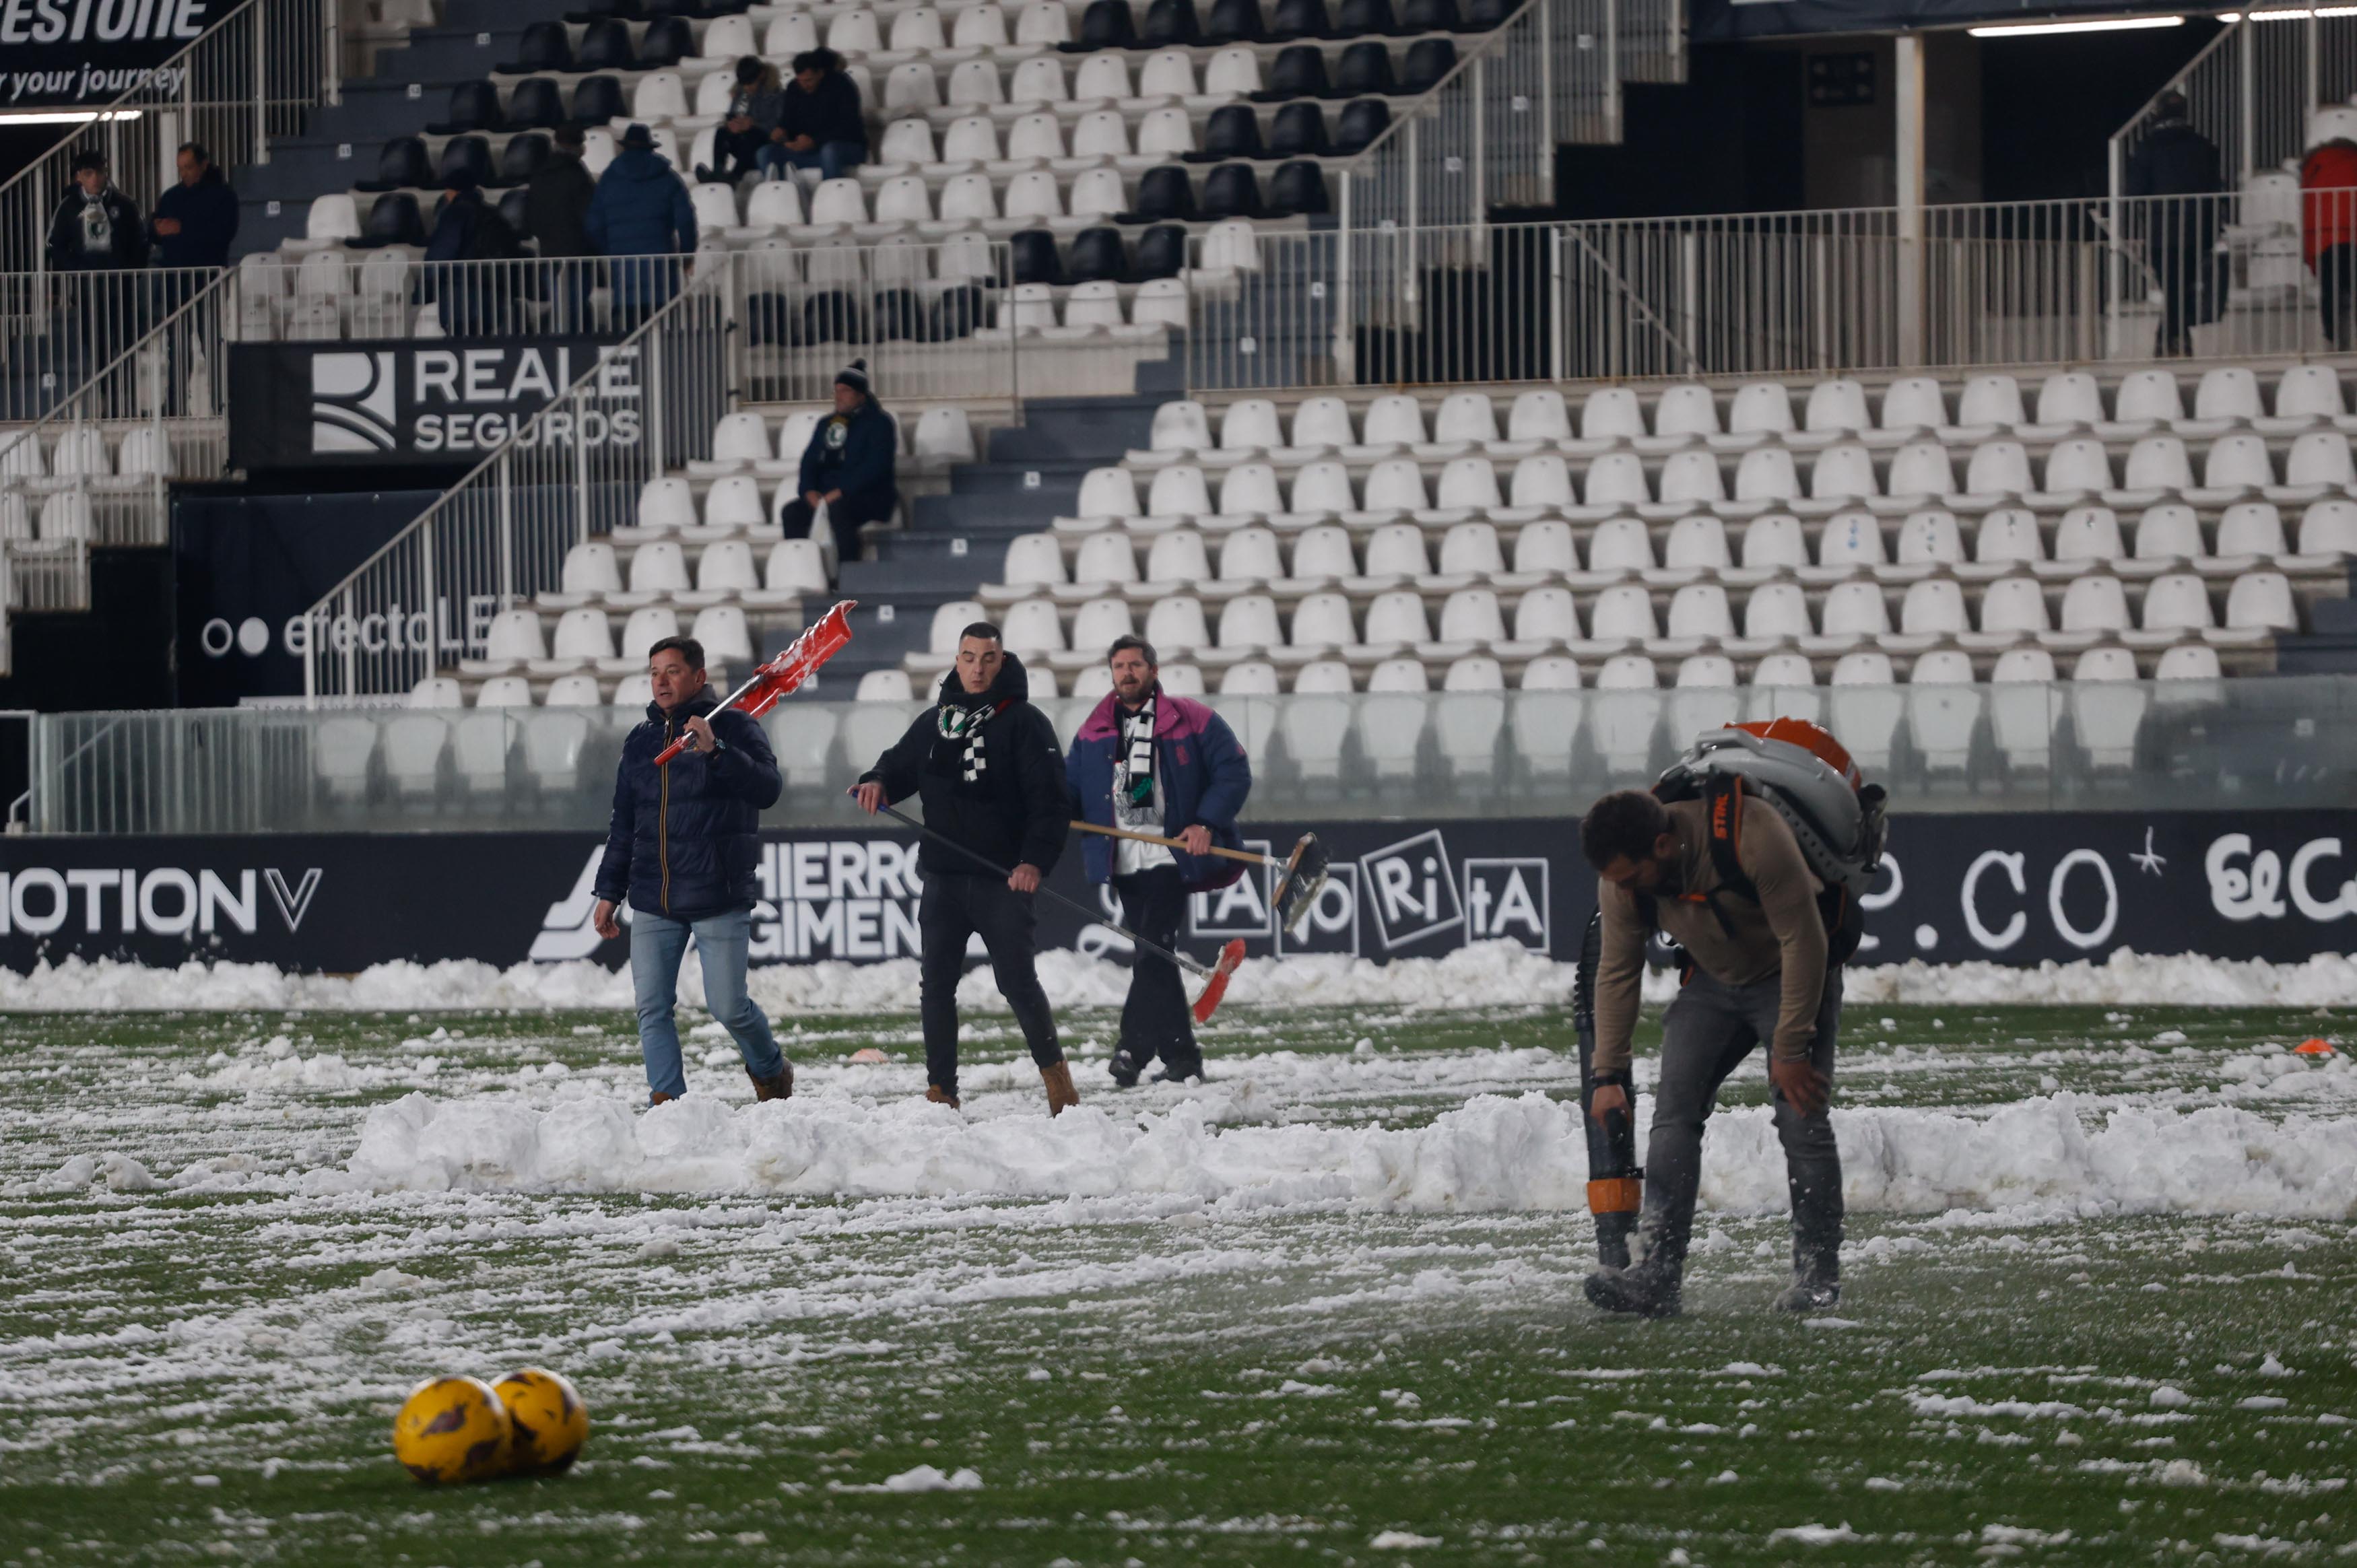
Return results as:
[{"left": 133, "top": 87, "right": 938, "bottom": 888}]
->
[
  {"left": 391, "top": 1375, "right": 512, "bottom": 1485},
  {"left": 492, "top": 1367, "right": 590, "bottom": 1475}
]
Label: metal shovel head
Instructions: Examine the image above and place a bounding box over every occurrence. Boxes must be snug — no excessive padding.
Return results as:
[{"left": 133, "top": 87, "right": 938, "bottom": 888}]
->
[{"left": 1271, "top": 833, "right": 1331, "bottom": 941}]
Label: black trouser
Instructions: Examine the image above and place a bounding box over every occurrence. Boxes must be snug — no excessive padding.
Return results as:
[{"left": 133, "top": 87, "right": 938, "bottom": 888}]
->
[
  {"left": 710, "top": 125, "right": 770, "bottom": 182},
  {"left": 782, "top": 489, "right": 894, "bottom": 567},
  {"left": 2321, "top": 244, "right": 2357, "bottom": 344},
  {"left": 2153, "top": 240, "right": 2215, "bottom": 356},
  {"left": 920, "top": 872, "right": 1061, "bottom": 1099},
  {"left": 1113, "top": 866, "right": 1199, "bottom": 1072}
]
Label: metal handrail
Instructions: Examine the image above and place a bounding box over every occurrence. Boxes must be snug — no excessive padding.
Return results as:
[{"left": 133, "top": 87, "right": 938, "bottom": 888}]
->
[{"left": 1334, "top": 0, "right": 1543, "bottom": 181}]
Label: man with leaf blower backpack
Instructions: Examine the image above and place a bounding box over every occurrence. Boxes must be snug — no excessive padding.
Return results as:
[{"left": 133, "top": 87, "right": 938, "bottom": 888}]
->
[{"left": 1578, "top": 719, "right": 1884, "bottom": 1320}]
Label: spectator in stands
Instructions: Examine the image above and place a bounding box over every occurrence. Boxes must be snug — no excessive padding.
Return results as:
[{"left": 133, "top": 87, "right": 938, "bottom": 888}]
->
[
  {"left": 424, "top": 168, "right": 523, "bottom": 334},
  {"left": 592, "top": 634, "right": 795, "bottom": 1109},
  {"left": 46, "top": 151, "right": 146, "bottom": 273},
  {"left": 46, "top": 151, "right": 148, "bottom": 407},
  {"left": 1065, "top": 635, "right": 1253, "bottom": 1089},
  {"left": 698, "top": 57, "right": 787, "bottom": 185},
  {"left": 782, "top": 360, "right": 898, "bottom": 566},
  {"left": 525, "top": 125, "right": 599, "bottom": 330},
  {"left": 853, "top": 622, "right": 1077, "bottom": 1117},
  {"left": 2303, "top": 135, "right": 2357, "bottom": 345},
  {"left": 761, "top": 48, "right": 867, "bottom": 182},
  {"left": 587, "top": 123, "right": 698, "bottom": 330},
  {"left": 2123, "top": 92, "right": 2222, "bottom": 359},
  {"left": 148, "top": 143, "right": 238, "bottom": 271}
]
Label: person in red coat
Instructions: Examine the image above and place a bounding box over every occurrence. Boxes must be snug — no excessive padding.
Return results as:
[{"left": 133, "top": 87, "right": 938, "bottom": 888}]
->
[{"left": 2301, "top": 138, "right": 2357, "bottom": 343}]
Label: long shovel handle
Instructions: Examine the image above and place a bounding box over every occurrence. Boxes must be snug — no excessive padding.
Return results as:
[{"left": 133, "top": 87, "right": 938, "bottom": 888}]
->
[
  {"left": 865, "top": 800, "right": 1212, "bottom": 978},
  {"left": 1070, "top": 820, "right": 1273, "bottom": 868}
]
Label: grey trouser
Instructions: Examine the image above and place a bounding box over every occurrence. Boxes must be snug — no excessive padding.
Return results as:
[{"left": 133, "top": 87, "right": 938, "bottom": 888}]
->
[{"left": 1637, "top": 967, "right": 1843, "bottom": 1287}]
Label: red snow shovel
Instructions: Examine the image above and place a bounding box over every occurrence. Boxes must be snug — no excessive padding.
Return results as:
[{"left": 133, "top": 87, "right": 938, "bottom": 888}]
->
[{"left": 656, "top": 599, "right": 857, "bottom": 765}]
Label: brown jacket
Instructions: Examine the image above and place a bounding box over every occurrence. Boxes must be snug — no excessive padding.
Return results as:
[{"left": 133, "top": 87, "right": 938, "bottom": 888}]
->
[{"left": 1591, "top": 796, "right": 1829, "bottom": 1075}]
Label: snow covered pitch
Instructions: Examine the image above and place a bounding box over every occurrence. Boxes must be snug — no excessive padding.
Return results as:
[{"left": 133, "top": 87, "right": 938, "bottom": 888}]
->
[{"left": 1, "top": 945, "right": 2352, "bottom": 1563}]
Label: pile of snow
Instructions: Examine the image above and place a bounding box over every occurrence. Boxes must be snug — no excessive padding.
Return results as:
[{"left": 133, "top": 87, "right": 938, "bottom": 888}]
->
[
  {"left": 321, "top": 1089, "right": 2357, "bottom": 1219},
  {"left": 4, "top": 943, "right": 2354, "bottom": 1013}
]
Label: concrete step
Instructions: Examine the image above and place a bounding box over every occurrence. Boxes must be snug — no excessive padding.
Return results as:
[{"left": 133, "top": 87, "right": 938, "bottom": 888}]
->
[{"left": 984, "top": 395, "right": 1162, "bottom": 462}]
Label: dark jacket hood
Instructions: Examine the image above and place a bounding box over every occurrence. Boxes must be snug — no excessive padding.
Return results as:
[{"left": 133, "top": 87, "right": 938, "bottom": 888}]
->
[{"left": 937, "top": 652, "right": 1030, "bottom": 710}]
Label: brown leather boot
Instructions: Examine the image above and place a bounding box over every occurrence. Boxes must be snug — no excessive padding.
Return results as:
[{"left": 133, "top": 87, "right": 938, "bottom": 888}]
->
[
  {"left": 925, "top": 1084, "right": 962, "bottom": 1110},
  {"left": 649, "top": 1091, "right": 677, "bottom": 1107},
  {"left": 1041, "top": 1060, "right": 1080, "bottom": 1117},
  {"left": 748, "top": 1062, "right": 794, "bottom": 1102}
]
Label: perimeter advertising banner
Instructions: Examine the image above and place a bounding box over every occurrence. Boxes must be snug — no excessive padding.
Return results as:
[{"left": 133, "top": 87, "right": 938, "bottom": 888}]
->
[
  {"left": 1, "top": 0, "right": 210, "bottom": 109},
  {"left": 0, "top": 813, "right": 2349, "bottom": 974}
]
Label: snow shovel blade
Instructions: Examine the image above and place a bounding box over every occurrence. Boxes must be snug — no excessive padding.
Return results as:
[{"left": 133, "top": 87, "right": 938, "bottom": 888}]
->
[
  {"left": 1271, "top": 834, "right": 1330, "bottom": 941},
  {"left": 1189, "top": 939, "right": 1247, "bottom": 1025}
]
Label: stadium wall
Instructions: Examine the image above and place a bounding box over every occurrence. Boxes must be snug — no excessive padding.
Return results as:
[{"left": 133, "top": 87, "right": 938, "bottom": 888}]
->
[{"left": 0, "top": 811, "right": 2348, "bottom": 974}]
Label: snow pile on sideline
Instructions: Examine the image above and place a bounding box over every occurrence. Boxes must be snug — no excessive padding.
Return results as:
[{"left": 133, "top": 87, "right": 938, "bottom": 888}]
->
[
  {"left": 321, "top": 1089, "right": 2357, "bottom": 1219},
  {"left": 3, "top": 943, "right": 2353, "bottom": 1013}
]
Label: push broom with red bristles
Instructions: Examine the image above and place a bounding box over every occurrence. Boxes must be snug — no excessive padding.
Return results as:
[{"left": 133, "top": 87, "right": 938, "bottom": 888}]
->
[{"left": 656, "top": 600, "right": 858, "bottom": 766}]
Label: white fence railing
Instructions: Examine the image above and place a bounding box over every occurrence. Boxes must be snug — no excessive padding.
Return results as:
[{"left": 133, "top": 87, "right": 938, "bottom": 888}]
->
[
  {"left": 0, "top": 0, "right": 341, "bottom": 279},
  {"left": 30, "top": 674, "right": 2357, "bottom": 833},
  {"left": 1186, "top": 189, "right": 2352, "bottom": 394}
]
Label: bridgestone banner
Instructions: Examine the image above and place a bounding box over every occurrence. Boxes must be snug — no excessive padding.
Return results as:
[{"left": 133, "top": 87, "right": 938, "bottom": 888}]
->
[
  {"left": 227, "top": 339, "right": 643, "bottom": 472},
  {"left": 1, "top": 0, "right": 209, "bottom": 108},
  {"left": 0, "top": 813, "right": 2349, "bottom": 974}
]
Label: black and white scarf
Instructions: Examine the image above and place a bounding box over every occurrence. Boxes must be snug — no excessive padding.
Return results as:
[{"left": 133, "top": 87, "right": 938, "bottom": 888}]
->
[
  {"left": 937, "top": 696, "right": 1009, "bottom": 783},
  {"left": 1115, "top": 693, "right": 1158, "bottom": 819}
]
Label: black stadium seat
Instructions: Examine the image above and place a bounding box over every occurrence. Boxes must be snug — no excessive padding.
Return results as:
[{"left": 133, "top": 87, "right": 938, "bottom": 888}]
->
[
  {"left": 801, "top": 290, "right": 864, "bottom": 345},
  {"left": 1009, "top": 228, "right": 1063, "bottom": 285},
  {"left": 506, "top": 77, "right": 566, "bottom": 130},
  {"left": 1269, "top": 0, "right": 1333, "bottom": 38},
  {"left": 638, "top": 15, "right": 692, "bottom": 66},
  {"left": 873, "top": 287, "right": 925, "bottom": 341},
  {"left": 358, "top": 192, "right": 426, "bottom": 247},
  {"left": 1192, "top": 103, "right": 1265, "bottom": 161},
  {"left": 1143, "top": 0, "right": 1202, "bottom": 44},
  {"left": 496, "top": 21, "right": 573, "bottom": 74},
  {"left": 1269, "top": 159, "right": 1329, "bottom": 215},
  {"left": 436, "top": 136, "right": 496, "bottom": 191},
  {"left": 566, "top": 0, "right": 640, "bottom": 22},
  {"left": 574, "top": 20, "right": 635, "bottom": 70},
  {"left": 498, "top": 132, "right": 550, "bottom": 186},
  {"left": 1067, "top": 226, "right": 1127, "bottom": 283},
  {"left": 1401, "top": 36, "right": 1455, "bottom": 92},
  {"left": 425, "top": 79, "right": 504, "bottom": 136},
  {"left": 1067, "top": 0, "right": 1137, "bottom": 49},
  {"left": 1268, "top": 100, "right": 1329, "bottom": 156},
  {"left": 929, "top": 285, "right": 988, "bottom": 340},
  {"left": 354, "top": 136, "right": 430, "bottom": 193},
  {"left": 1336, "top": 0, "right": 1400, "bottom": 35},
  {"left": 496, "top": 186, "right": 531, "bottom": 234},
  {"left": 1255, "top": 44, "right": 1330, "bottom": 100},
  {"left": 1333, "top": 40, "right": 1397, "bottom": 96},
  {"left": 570, "top": 75, "right": 627, "bottom": 125},
  {"left": 1135, "top": 223, "right": 1187, "bottom": 279},
  {"left": 1205, "top": 0, "right": 1265, "bottom": 42},
  {"left": 1122, "top": 165, "right": 1198, "bottom": 224},
  {"left": 1400, "top": 0, "right": 1461, "bottom": 30},
  {"left": 1463, "top": 0, "right": 1513, "bottom": 25},
  {"left": 1201, "top": 162, "right": 1262, "bottom": 219},
  {"left": 1331, "top": 96, "right": 1391, "bottom": 154}
]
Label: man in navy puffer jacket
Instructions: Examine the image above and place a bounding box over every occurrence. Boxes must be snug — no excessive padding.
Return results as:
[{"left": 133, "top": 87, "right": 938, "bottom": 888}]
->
[{"left": 593, "top": 636, "right": 793, "bottom": 1106}]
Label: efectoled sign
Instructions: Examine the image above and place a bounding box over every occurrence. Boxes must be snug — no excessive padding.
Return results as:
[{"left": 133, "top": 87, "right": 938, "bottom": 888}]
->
[{"left": 226, "top": 339, "right": 642, "bottom": 471}]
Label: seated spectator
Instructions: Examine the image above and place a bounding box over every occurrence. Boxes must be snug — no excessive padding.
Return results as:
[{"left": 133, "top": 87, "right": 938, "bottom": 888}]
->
[
  {"left": 761, "top": 48, "right": 867, "bottom": 183},
  {"left": 586, "top": 123, "right": 697, "bottom": 329},
  {"left": 149, "top": 142, "right": 238, "bottom": 271},
  {"left": 698, "top": 57, "right": 786, "bottom": 185},
  {"left": 783, "top": 361, "right": 897, "bottom": 566}
]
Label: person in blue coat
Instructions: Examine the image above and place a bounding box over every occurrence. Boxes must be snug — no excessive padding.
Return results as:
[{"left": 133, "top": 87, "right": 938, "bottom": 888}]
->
[
  {"left": 149, "top": 143, "right": 239, "bottom": 269},
  {"left": 783, "top": 360, "right": 898, "bottom": 568},
  {"left": 585, "top": 123, "right": 697, "bottom": 329},
  {"left": 1066, "top": 636, "right": 1252, "bottom": 1087},
  {"left": 592, "top": 635, "right": 795, "bottom": 1107}
]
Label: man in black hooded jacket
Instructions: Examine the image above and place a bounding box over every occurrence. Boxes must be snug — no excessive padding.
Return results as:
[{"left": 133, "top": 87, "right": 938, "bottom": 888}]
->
[{"left": 853, "top": 623, "right": 1077, "bottom": 1116}]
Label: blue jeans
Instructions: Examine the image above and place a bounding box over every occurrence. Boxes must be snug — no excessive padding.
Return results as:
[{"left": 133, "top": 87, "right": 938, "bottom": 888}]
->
[
  {"left": 759, "top": 140, "right": 863, "bottom": 182},
  {"left": 630, "top": 907, "right": 785, "bottom": 1101}
]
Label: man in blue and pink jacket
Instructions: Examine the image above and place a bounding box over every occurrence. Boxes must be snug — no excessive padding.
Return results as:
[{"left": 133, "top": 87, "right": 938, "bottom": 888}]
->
[{"left": 1066, "top": 636, "right": 1253, "bottom": 1087}]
